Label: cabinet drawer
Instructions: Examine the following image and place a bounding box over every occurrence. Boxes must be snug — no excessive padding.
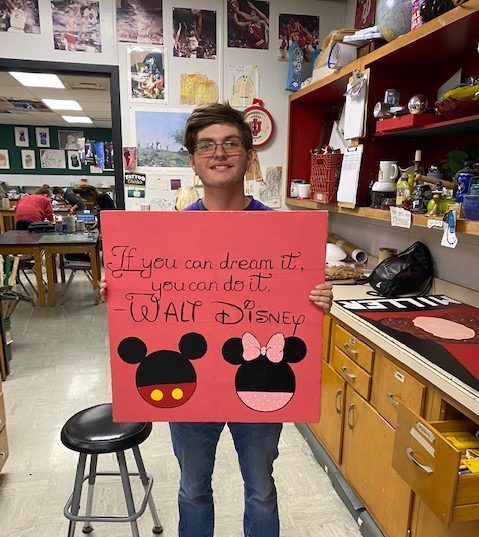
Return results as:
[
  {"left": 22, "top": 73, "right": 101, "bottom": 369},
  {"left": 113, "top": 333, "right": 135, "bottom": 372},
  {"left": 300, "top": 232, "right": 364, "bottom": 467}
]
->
[
  {"left": 331, "top": 346, "right": 371, "bottom": 400},
  {"left": 393, "top": 404, "right": 479, "bottom": 527},
  {"left": 333, "top": 324, "right": 374, "bottom": 372},
  {"left": 0, "top": 392, "right": 5, "bottom": 432},
  {"left": 0, "top": 426, "right": 8, "bottom": 472},
  {"left": 370, "top": 353, "right": 426, "bottom": 428},
  {"left": 323, "top": 315, "right": 332, "bottom": 361}
]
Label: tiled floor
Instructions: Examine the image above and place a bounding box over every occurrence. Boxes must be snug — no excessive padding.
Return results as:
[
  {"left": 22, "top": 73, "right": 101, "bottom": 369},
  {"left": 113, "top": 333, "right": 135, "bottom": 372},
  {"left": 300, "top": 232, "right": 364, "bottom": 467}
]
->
[{"left": 0, "top": 278, "right": 362, "bottom": 537}]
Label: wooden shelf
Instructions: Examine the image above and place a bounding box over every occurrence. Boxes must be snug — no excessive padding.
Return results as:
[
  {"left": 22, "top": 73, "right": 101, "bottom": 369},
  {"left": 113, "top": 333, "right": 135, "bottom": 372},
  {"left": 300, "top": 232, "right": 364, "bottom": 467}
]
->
[{"left": 286, "top": 198, "right": 479, "bottom": 235}]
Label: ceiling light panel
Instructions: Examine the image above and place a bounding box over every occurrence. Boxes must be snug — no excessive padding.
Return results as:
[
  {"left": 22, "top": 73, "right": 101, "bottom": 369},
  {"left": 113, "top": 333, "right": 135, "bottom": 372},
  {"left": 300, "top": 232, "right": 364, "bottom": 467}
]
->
[
  {"left": 42, "top": 99, "right": 82, "bottom": 111},
  {"left": 62, "top": 115, "right": 93, "bottom": 124},
  {"left": 9, "top": 72, "right": 65, "bottom": 88}
]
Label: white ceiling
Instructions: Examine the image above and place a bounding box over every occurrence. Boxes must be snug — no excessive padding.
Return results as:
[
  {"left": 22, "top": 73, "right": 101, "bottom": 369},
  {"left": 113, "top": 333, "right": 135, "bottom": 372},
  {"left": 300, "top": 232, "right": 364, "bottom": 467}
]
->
[{"left": 0, "top": 72, "right": 112, "bottom": 129}]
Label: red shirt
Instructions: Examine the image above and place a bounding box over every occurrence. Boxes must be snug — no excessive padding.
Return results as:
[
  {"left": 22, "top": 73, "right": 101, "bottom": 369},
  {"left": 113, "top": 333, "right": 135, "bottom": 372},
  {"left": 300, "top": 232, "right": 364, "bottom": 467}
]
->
[{"left": 15, "top": 195, "right": 53, "bottom": 224}]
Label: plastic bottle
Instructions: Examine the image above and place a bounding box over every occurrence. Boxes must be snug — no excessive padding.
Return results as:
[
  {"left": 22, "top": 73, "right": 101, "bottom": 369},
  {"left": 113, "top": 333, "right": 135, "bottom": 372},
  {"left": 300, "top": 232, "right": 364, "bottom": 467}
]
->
[
  {"left": 396, "top": 172, "right": 410, "bottom": 207},
  {"left": 454, "top": 162, "right": 476, "bottom": 202}
]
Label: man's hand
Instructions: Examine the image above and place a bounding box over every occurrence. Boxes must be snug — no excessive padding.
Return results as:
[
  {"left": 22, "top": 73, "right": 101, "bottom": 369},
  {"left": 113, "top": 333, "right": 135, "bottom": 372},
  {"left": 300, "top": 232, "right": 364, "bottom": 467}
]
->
[
  {"left": 99, "top": 276, "right": 107, "bottom": 301},
  {"left": 309, "top": 282, "right": 333, "bottom": 313}
]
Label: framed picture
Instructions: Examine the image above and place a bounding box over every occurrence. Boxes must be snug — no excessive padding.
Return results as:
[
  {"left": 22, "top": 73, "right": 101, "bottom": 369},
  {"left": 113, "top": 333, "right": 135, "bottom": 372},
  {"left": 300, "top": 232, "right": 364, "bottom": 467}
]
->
[
  {"left": 14, "top": 126, "right": 29, "bottom": 147},
  {"left": 40, "top": 149, "right": 66, "bottom": 169},
  {"left": 67, "top": 150, "right": 81, "bottom": 170},
  {"left": 58, "top": 130, "right": 84, "bottom": 150},
  {"left": 35, "top": 127, "right": 50, "bottom": 148},
  {"left": 128, "top": 45, "right": 166, "bottom": 102},
  {"left": 21, "top": 149, "right": 36, "bottom": 169},
  {"left": 0, "top": 149, "right": 9, "bottom": 169}
]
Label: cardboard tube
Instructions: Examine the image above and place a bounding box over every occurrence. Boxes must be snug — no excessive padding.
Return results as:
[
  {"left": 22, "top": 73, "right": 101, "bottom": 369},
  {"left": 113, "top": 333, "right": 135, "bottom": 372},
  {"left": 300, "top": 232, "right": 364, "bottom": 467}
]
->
[{"left": 328, "top": 233, "right": 368, "bottom": 263}]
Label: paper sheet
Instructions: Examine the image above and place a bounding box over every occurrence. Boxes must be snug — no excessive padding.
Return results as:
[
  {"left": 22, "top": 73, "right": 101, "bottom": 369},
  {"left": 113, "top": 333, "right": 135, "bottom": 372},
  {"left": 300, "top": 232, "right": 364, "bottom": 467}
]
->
[
  {"left": 343, "top": 71, "right": 368, "bottom": 140},
  {"left": 336, "top": 145, "right": 363, "bottom": 208}
]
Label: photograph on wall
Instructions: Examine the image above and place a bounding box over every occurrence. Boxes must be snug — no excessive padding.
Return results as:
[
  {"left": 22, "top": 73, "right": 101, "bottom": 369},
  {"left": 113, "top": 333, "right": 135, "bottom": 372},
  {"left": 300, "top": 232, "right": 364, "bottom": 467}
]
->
[
  {"left": 123, "top": 146, "right": 137, "bottom": 170},
  {"left": 355, "top": 0, "right": 377, "bottom": 29},
  {"left": 0, "top": 149, "right": 10, "bottom": 169},
  {"left": 278, "top": 13, "right": 320, "bottom": 62},
  {"left": 21, "top": 149, "right": 36, "bottom": 170},
  {"left": 104, "top": 141, "right": 114, "bottom": 170},
  {"left": 0, "top": 1, "right": 40, "bottom": 33},
  {"left": 136, "top": 110, "right": 190, "bottom": 167},
  {"left": 116, "top": 0, "right": 163, "bottom": 45},
  {"left": 128, "top": 46, "right": 165, "bottom": 102},
  {"left": 229, "top": 64, "right": 259, "bottom": 107},
  {"left": 227, "top": 0, "right": 269, "bottom": 50},
  {"left": 179, "top": 72, "right": 219, "bottom": 105},
  {"left": 58, "top": 130, "right": 84, "bottom": 149},
  {"left": 40, "top": 149, "right": 66, "bottom": 169},
  {"left": 14, "top": 126, "right": 29, "bottom": 147},
  {"left": 67, "top": 150, "right": 81, "bottom": 169},
  {"left": 127, "top": 186, "right": 146, "bottom": 198},
  {"left": 172, "top": 8, "right": 216, "bottom": 59},
  {"left": 51, "top": 0, "right": 102, "bottom": 53},
  {"left": 35, "top": 127, "right": 50, "bottom": 148}
]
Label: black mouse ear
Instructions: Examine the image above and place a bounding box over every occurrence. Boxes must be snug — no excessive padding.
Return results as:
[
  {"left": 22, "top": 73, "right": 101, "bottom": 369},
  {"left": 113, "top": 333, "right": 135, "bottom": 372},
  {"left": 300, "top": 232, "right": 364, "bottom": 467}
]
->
[
  {"left": 222, "top": 337, "right": 244, "bottom": 365},
  {"left": 284, "top": 336, "right": 307, "bottom": 363},
  {"left": 118, "top": 337, "right": 148, "bottom": 364},
  {"left": 179, "top": 332, "right": 207, "bottom": 360}
]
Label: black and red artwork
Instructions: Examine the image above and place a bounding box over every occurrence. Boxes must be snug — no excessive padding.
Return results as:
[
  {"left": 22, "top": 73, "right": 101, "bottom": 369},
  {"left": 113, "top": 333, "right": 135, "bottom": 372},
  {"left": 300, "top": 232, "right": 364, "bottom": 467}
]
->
[{"left": 336, "top": 295, "right": 479, "bottom": 392}]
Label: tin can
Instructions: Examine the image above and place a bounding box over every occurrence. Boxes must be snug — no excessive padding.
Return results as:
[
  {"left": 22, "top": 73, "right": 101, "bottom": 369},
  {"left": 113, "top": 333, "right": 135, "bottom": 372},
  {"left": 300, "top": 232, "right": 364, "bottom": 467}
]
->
[{"left": 384, "top": 89, "right": 400, "bottom": 106}]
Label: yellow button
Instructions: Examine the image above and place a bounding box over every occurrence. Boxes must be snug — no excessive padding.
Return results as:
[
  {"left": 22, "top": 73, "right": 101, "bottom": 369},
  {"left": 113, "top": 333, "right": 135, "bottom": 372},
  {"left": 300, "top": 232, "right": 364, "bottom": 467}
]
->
[
  {"left": 172, "top": 388, "right": 183, "bottom": 400},
  {"left": 151, "top": 389, "right": 163, "bottom": 401}
]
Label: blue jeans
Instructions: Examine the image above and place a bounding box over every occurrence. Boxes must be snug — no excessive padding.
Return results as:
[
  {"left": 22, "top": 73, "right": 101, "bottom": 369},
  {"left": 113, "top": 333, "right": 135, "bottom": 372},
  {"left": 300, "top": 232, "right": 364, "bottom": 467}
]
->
[{"left": 169, "top": 422, "right": 283, "bottom": 537}]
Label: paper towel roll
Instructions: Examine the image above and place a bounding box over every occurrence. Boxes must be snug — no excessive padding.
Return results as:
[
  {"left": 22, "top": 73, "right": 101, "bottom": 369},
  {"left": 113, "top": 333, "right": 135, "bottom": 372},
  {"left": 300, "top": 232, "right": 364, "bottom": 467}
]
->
[
  {"left": 328, "top": 233, "right": 368, "bottom": 263},
  {"left": 327, "top": 42, "right": 357, "bottom": 70}
]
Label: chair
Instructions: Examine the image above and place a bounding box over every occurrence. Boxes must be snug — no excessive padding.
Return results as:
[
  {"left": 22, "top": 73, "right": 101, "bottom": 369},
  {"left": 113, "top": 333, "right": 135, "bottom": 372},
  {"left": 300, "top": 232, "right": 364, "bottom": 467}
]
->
[
  {"left": 61, "top": 403, "right": 163, "bottom": 537},
  {"left": 60, "top": 255, "right": 98, "bottom": 305}
]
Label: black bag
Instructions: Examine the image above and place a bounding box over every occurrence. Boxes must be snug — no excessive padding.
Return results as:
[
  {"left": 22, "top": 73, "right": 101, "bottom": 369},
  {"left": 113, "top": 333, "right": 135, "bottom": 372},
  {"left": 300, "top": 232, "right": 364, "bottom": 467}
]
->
[
  {"left": 27, "top": 221, "right": 55, "bottom": 233},
  {"left": 366, "top": 241, "right": 434, "bottom": 297}
]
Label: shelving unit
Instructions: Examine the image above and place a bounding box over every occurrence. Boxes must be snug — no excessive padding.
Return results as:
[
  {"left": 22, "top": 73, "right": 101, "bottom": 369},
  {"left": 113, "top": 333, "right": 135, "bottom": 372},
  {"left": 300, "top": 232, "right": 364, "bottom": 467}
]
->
[{"left": 286, "top": 0, "right": 479, "bottom": 234}]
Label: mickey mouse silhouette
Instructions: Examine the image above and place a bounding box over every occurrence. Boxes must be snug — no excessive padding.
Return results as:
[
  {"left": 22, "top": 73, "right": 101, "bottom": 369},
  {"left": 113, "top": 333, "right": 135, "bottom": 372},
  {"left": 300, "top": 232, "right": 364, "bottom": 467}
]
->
[
  {"left": 222, "top": 332, "right": 307, "bottom": 412},
  {"left": 117, "top": 333, "right": 207, "bottom": 408}
]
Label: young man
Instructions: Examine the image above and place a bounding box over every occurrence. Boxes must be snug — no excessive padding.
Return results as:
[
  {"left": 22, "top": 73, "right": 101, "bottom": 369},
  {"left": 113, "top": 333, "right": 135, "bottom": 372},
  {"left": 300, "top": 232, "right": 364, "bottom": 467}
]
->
[
  {"left": 15, "top": 186, "right": 53, "bottom": 230},
  {"left": 101, "top": 103, "right": 332, "bottom": 537}
]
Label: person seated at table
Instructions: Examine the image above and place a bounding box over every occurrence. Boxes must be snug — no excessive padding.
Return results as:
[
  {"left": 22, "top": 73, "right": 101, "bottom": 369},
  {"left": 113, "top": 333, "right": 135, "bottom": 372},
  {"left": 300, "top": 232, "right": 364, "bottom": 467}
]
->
[
  {"left": 63, "top": 187, "right": 85, "bottom": 213},
  {"left": 15, "top": 187, "right": 53, "bottom": 230}
]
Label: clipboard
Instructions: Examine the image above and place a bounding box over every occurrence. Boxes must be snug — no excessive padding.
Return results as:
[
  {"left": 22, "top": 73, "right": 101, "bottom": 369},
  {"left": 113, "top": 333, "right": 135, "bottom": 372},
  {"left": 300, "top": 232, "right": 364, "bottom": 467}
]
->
[
  {"left": 336, "top": 144, "right": 363, "bottom": 208},
  {"left": 343, "top": 70, "right": 369, "bottom": 140}
]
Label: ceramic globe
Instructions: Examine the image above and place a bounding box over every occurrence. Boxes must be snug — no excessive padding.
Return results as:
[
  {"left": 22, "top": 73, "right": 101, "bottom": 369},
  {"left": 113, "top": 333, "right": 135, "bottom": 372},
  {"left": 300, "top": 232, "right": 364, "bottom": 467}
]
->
[{"left": 376, "top": 0, "right": 412, "bottom": 42}]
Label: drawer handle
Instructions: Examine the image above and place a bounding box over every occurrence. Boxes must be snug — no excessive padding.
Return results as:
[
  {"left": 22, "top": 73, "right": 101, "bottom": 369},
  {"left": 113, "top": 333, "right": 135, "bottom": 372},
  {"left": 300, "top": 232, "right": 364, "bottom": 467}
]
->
[
  {"left": 0, "top": 451, "right": 6, "bottom": 460},
  {"left": 343, "top": 343, "right": 358, "bottom": 356},
  {"left": 387, "top": 392, "right": 399, "bottom": 407},
  {"left": 406, "top": 448, "right": 433, "bottom": 474},
  {"left": 341, "top": 366, "right": 356, "bottom": 381},
  {"left": 347, "top": 403, "right": 356, "bottom": 429},
  {"left": 334, "top": 389, "right": 342, "bottom": 414}
]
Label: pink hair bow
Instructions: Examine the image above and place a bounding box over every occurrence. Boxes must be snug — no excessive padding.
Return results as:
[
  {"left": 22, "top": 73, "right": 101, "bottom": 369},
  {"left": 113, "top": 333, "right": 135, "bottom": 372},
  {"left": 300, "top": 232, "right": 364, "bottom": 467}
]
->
[{"left": 242, "top": 332, "right": 285, "bottom": 363}]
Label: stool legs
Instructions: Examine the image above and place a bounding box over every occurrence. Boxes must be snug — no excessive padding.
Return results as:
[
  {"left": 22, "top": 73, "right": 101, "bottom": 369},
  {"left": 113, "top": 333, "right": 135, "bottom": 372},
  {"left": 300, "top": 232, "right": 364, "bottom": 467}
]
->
[
  {"left": 117, "top": 451, "right": 141, "bottom": 537},
  {"left": 133, "top": 446, "right": 163, "bottom": 534},
  {"left": 68, "top": 453, "right": 87, "bottom": 537},
  {"left": 82, "top": 454, "right": 97, "bottom": 534}
]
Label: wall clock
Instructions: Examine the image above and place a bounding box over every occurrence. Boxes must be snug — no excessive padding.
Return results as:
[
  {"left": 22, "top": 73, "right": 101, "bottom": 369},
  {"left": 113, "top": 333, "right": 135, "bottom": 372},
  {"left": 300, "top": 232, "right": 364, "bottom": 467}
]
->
[{"left": 244, "top": 101, "right": 274, "bottom": 148}]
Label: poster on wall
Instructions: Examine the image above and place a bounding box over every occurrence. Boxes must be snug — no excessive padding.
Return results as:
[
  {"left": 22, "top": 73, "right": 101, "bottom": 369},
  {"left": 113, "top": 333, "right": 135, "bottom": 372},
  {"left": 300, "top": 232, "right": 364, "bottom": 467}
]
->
[
  {"left": 227, "top": 0, "right": 269, "bottom": 50},
  {"left": 116, "top": 0, "right": 163, "bottom": 45},
  {"left": 172, "top": 8, "right": 217, "bottom": 59},
  {"left": 40, "top": 149, "right": 66, "bottom": 169},
  {"left": 21, "top": 149, "right": 36, "bottom": 170},
  {"left": 179, "top": 73, "right": 218, "bottom": 105},
  {"left": 355, "top": 0, "right": 377, "bottom": 29},
  {"left": 229, "top": 64, "right": 259, "bottom": 107},
  {"left": 136, "top": 110, "right": 190, "bottom": 167},
  {"left": 101, "top": 211, "right": 327, "bottom": 422},
  {"left": 14, "top": 126, "right": 29, "bottom": 147},
  {"left": 0, "top": 1, "right": 40, "bottom": 33},
  {"left": 0, "top": 150, "right": 10, "bottom": 169},
  {"left": 123, "top": 147, "right": 137, "bottom": 170},
  {"left": 51, "top": 0, "right": 102, "bottom": 53},
  {"left": 35, "top": 127, "right": 50, "bottom": 148},
  {"left": 278, "top": 13, "right": 320, "bottom": 62},
  {"left": 128, "top": 46, "right": 165, "bottom": 102},
  {"left": 67, "top": 150, "right": 81, "bottom": 169},
  {"left": 58, "top": 130, "right": 84, "bottom": 150},
  {"left": 125, "top": 172, "right": 146, "bottom": 186}
]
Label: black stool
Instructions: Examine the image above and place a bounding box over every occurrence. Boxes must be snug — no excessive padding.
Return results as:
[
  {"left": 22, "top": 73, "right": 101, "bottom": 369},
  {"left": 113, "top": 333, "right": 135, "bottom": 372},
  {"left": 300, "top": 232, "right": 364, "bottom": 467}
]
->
[{"left": 61, "top": 403, "right": 163, "bottom": 537}]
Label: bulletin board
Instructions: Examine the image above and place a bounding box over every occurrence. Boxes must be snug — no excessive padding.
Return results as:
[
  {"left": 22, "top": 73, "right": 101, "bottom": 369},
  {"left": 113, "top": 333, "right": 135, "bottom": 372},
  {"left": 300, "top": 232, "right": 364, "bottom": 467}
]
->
[{"left": 102, "top": 210, "right": 328, "bottom": 423}]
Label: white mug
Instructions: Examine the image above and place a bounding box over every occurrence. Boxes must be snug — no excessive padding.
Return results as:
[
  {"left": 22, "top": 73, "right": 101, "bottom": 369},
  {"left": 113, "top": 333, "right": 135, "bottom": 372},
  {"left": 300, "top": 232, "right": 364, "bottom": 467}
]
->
[
  {"left": 378, "top": 160, "right": 398, "bottom": 182},
  {"left": 297, "top": 183, "right": 311, "bottom": 199}
]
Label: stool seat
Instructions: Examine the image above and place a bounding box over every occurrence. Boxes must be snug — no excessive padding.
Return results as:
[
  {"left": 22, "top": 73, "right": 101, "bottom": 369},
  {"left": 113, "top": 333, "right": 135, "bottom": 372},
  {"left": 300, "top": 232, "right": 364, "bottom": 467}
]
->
[{"left": 61, "top": 404, "right": 152, "bottom": 454}]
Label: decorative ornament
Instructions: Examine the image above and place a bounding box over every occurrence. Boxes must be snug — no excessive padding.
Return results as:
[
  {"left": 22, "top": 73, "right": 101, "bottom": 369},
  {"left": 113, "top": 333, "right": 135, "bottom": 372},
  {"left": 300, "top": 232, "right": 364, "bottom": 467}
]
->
[
  {"left": 408, "top": 94, "right": 428, "bottom": 114},
  {"left": 244, "top": 99, "right": 275, "bottom": 148}
]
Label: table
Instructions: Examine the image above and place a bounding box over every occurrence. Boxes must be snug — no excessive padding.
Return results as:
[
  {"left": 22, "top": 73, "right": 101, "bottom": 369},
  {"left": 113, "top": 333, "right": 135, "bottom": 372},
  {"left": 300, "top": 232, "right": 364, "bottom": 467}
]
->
[
  {"left": 0, "top": 232, "right": 46, "bottom": 306},
  {"left": 0, "top": 207, "right": 72, "bottom": 234}
]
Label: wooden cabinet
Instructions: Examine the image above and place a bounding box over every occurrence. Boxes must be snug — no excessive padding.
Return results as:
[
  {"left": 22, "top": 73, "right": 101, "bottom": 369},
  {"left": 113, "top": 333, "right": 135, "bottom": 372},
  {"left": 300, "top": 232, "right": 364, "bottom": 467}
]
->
[
  {"left": 0, "top": 380, "right": 8, "bottom": 472},
  {"left": 286, "top": 1, "right": 479, "bottom": 235}
]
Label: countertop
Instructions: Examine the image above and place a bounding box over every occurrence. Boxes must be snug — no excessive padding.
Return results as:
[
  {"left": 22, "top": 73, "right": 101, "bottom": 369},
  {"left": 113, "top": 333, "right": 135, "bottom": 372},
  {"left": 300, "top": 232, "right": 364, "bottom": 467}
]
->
[{"left": 331, "top": 284, "right": 479, "bottom": 417}]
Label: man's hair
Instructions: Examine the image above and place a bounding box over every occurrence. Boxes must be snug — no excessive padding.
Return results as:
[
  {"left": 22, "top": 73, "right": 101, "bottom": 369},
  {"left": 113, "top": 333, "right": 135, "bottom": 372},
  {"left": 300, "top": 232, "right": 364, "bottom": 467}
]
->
[
  {"left": 35, "top": 187, "right": 52, "bottom": 196},
  {"left": 52, "top": 187, "right": 64, "bottom": 195},
  {"left": 183, "top": 103, "right": 253, "bottom": 154}
]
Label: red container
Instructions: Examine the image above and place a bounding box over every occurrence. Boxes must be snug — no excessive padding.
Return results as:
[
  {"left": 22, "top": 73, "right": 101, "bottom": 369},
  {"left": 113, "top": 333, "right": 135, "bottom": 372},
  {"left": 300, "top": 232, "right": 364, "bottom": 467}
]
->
[{"left": 310, "top": 153, "right": 343, "bottom": 204}]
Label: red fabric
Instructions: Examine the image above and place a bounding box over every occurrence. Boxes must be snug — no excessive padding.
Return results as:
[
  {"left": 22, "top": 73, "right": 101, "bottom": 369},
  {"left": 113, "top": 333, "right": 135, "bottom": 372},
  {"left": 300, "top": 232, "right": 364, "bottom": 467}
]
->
[{"left": 15, "top": 195, "right": 53, "bottom": 224}]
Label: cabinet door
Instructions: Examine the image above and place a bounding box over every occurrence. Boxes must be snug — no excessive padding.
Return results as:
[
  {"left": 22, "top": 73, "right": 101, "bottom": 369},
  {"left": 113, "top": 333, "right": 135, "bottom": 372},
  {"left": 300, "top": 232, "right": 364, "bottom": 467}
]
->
[
  {"left": 309, "top": 361, "right": 345, "bottom": 464},
  {"left": 411, "top": 498, "right": 479, "bottom": 537},
  {"left": 323, "top": 315, "right": 332, "bottom": 362},
  {"left": 341, "top": 389, "right": 412, "bottom": 537}
]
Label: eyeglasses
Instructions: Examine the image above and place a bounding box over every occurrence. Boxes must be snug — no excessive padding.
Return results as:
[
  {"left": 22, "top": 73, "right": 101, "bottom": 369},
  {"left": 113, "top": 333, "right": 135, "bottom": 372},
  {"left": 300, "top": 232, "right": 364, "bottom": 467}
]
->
[{"left": 195, "top": 138, "right": 244, "bottom": 156}]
